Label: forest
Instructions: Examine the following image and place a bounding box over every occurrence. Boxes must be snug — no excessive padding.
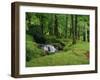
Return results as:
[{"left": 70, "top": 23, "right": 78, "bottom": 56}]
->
[{"left": 26, "top": 12, "right": 90, "bottom": 67}]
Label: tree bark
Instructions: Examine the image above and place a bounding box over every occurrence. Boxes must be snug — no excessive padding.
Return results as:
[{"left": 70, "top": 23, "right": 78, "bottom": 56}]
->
[
  {"left": 71, "top": 15, "right": 76, "bottom": 44},
  {"left": 40, "top": 15, "right": 44, "bottom": 34},
  {"left": 54, "top": 15, "right": 59, "bottom": 37},
  {"left": 87, "top": 29, "right": 89, "bottom": 42},
  {"left": 65, "top": 15, "right": 68, "bottom": 38},
  {"left": 75, "top": 15, "right": 78, "bottom": 40},
  {"left": 83, "top": 25, "right": 86, "bottom": 41}
]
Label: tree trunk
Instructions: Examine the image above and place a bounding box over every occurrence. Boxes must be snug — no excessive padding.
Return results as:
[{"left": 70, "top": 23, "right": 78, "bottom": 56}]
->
[
  {"left": 65, "top": 15, "right": 68, "bottom": 38},
  {"left": 71, "top": 15, "right": 76, "bottom": 44},
  {"left": 75, "top": 15, "right": 78, "bottom": 40},
  {"left": 40, "top": 16, "right": 44, "bottom": 34},
  {"left": 69, "top": 15, "right": 72, "bottom": 38},
  {"left": 77, "top": 26, "right": 80, "bottom": 40},
  {"left": 87, "top": 29, "right": 89, "bottom": 42},
  {"left": 54, "top": 15, "right": 59, "bottom": 37},
  {"left": 83, "top": 25, "right": 86, "bottom": 41},
  {"left": 48, "top": 14, "right": 54, "bottom": 35}
]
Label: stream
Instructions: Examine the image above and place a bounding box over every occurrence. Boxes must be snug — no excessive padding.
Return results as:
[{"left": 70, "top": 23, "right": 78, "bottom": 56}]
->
[{"left": 40, "top": 44, "right": 57, "bottom": 53}]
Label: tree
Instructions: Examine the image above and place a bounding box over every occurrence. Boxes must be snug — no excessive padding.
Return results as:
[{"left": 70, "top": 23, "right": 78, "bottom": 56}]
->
[
  {"left": 87, "top": 29, "right": 89, "bottom": 42},
  {"left": 75, "top": 15, "right": 78, "bottom": 40},
  {"left": 71, "top": 15, "right": 76, "bottom": 44},
  {"left": 64, "top": 15, "right": 68, "bottom": 38},
  {"left": 26, "top": 12, "right": 32, "bottom": 33},
  {"left": 54, "top": 15, "right": 59, "bottom": 37},
  {"left": 48, "top": 14, "right": 55, "bottom": 35},
  {"left": 82, "top": 24, "right": 86, "bottom": 41}
]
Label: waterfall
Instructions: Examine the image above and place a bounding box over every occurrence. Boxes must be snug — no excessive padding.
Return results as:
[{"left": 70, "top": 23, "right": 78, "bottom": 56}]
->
[{"left": 42, "top": 44, "right": 57, "bottom": 53}]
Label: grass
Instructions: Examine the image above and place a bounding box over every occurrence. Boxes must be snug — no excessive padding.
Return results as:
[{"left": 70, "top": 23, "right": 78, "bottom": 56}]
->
[{"left": 26, "top": 42, "right": 89, "bottom": 67}]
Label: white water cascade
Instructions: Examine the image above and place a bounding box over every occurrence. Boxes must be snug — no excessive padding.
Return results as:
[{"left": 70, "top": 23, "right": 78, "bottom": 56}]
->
[{"left": 42, "top": 44, "right": 57, "bottom": 53}]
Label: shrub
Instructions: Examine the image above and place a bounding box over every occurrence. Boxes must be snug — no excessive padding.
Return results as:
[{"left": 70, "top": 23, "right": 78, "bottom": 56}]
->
[
  {"left": 45, "top": 36, "right": 64, "bottom": 44},
  {"left": 53, "top": 43, "right": 64, "bottom": 50},
  {"left": 33, "top": 33, "right": 46, "bottom": 44},
  {"left": 63, "top": 45, "right": 70, "bottom": 51},
  {"left": 26, "top": 34, "right": 33, "bottom": 41},
  {"left": 45, "top": 36, "right": 58, "bottom": 43},
  {"left": 45, "top": 36, "right": 66, "bottom": 50},
  {"left": 26, "top": 41, "right": 44, "bottom": 62},
  {"left": 27, "top": 25, "right": 46, "bottom": 44},
  {"left": 63, "top": 42, "right": 72, "bottom": 51}
]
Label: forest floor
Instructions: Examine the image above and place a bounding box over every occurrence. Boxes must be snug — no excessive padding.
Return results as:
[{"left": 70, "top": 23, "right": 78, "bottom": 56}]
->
[{"left": 26, "top": 42, "right": 89, "bottom": 67}]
